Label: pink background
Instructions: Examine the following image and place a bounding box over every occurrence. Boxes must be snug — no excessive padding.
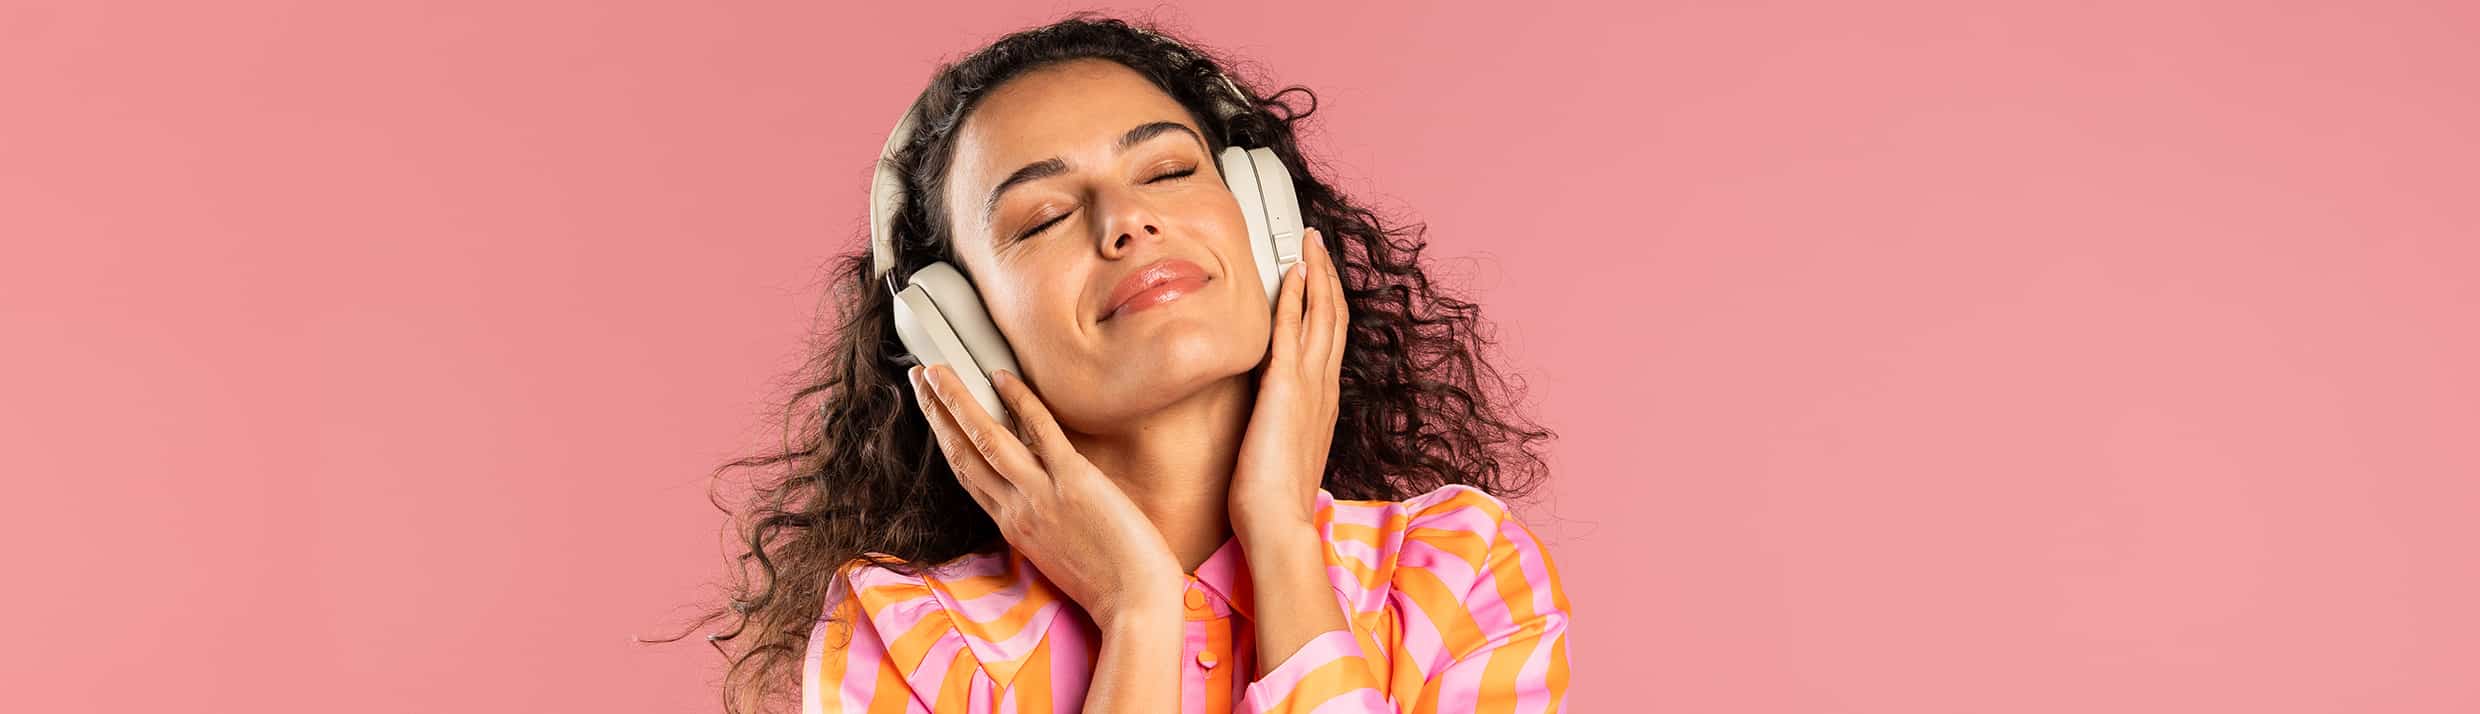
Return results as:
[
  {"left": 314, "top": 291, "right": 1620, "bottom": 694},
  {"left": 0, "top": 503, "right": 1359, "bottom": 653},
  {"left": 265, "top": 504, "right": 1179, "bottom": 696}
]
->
[{"left": 4, "top": 1, "right": 2474, "bottom": 711}]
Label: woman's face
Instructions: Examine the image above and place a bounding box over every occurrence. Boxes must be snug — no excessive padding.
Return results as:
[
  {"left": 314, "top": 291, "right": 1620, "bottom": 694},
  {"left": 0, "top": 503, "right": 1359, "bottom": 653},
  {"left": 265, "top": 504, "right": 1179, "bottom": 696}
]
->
[{"left": 941, "top": 58, "right": 1273, "bottom": 435}]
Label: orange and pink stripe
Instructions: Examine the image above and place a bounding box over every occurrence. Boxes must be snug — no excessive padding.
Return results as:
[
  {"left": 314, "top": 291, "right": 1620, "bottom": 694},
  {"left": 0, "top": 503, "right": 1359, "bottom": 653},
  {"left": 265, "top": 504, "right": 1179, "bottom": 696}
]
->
[{"left": 803, "top": 484, "right": 1572, "bottom": 713}]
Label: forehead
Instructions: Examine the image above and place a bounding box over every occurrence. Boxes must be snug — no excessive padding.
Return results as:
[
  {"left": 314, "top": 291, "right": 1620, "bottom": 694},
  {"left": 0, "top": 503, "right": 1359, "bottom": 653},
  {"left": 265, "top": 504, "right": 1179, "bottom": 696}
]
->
[
  {"left": 959, "top": 59, "right": 1194, "bottom": 159},
  {"left": 947, "top": 60, "right": 1201, "bottom": 207}
]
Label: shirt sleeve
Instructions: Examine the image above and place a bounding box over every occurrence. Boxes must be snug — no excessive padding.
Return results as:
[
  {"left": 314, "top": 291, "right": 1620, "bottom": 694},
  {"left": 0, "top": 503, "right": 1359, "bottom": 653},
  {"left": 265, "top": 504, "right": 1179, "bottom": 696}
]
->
[
  {"left": 1236, "top": 494, "right": 1574, "bottom": 713},
  {"left": 803, "top": 576, "right": 996, "bottom": 714},
  {"left": 1235, "top": 625, "right": 1394, "bottom": 712}
]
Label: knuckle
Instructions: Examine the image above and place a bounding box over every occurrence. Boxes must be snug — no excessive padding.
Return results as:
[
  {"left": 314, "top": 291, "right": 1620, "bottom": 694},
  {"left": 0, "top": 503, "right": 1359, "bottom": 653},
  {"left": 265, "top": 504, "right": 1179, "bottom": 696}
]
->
[
  {"left": 946, "top": 447, "right": 982, "bottom": 474},
  {"left": 958, "top": 423, "right": 995, "bottom": 455},
  {"left": 1002, "top": 504, "right": 1038, "bottom": 533},
  {"left": 945, "top": 456, "right": 980, "bottom": 482},
  {"left": 925, "top": 424, "right": 961, "bottom": 456}
]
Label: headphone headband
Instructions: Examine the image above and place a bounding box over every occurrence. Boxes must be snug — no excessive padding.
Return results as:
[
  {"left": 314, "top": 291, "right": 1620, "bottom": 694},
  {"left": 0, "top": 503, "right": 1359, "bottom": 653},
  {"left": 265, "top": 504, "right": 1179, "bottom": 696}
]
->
[{"left": 866, "top": 31, "right": 1254, "bottom": 290}]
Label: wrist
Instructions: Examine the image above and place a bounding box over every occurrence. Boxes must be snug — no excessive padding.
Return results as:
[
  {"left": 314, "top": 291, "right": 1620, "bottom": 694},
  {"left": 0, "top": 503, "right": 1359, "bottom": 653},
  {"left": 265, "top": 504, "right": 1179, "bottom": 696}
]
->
[
  {"left": 1234, "top": 516, "right": 1320, "bottom": 557},
  {"left": 1092, "top": 595, "right": 1181, "bottom": 633},
  {"left": 1232, "top": 498, "right": 1315, "bottom": 541}
]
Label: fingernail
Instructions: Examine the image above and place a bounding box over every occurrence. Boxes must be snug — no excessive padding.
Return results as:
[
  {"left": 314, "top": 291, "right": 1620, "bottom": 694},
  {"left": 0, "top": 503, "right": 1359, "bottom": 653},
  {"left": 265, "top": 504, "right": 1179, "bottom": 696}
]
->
[{"left": 993, "top": 369, "right": 1013, "bottom": 388}]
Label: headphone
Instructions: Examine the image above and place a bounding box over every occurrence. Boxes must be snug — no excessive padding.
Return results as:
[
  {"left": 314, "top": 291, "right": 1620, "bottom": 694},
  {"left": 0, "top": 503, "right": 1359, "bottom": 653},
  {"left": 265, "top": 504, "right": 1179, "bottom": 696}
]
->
[{"left": 868, "top": 45, "right": 1306, "bottom": 429}]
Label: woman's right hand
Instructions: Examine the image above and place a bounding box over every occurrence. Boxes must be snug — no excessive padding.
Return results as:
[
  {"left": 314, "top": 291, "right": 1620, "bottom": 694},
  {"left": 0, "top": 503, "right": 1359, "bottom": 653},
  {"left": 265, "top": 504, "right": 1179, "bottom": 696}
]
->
[{"left": 908, "top": 363, "right": 1185, "bottom": 629}]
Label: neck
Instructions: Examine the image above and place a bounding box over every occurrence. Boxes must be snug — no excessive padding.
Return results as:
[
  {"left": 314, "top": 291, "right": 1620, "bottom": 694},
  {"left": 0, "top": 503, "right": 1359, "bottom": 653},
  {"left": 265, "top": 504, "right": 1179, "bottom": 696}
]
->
[{"left": 1062, "top": 371, "right": 1255, "bottom": 574}]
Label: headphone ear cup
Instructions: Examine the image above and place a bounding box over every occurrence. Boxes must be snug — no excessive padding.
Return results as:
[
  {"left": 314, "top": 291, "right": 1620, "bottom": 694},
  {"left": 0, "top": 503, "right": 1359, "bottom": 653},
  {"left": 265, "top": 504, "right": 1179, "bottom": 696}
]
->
[
  {"left": 1221, "top": 146, "right": 1283, "bottom": 306},
  {"left": 1241, "top": 146, "right": 1305, "bottom": 271},
  {"left": 1220, "top": 145, "right": 1307, "bottom": 310},
  {"left": 890, "top": 262, "right": 1021, "bottom": 428}
]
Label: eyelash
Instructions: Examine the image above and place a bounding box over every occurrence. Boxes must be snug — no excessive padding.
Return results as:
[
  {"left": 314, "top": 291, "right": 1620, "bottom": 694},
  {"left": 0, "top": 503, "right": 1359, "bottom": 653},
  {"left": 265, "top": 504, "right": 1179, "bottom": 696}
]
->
[{"left": 1017, "top": 166, "right": 1199, "bottom": 240}]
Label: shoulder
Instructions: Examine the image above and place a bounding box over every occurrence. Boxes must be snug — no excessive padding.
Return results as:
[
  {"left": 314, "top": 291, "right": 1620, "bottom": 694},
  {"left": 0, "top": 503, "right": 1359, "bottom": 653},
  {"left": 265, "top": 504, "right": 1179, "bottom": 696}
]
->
[
  {"left": 1322, "top": 483, "right": 1529, "bottom": 555},
  {"left": 809, "top": 549, "right": 1067, "bottom": 688},
  {"left": 1318, "top": 483, "right": 1563, "bottom": 601},
  {"left": 1326, "top": 485, "right": 1572, "bottom": 663},
  {"left": 831, "top": 554, "right": 957, "bottom": 627}
]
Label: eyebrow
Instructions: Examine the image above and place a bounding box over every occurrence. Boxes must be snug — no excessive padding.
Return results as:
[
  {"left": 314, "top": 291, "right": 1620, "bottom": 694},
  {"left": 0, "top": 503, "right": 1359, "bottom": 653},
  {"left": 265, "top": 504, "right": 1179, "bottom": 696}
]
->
[{"left": 981, "top": 121, "right": 1210, "bottom": 226}]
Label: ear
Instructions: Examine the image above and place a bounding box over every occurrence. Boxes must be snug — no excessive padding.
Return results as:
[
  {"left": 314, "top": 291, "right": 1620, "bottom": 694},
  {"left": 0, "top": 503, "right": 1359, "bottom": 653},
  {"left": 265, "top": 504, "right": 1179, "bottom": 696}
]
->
[{"left": 891, "top": 263, "right": 1024, "bottom": 429}]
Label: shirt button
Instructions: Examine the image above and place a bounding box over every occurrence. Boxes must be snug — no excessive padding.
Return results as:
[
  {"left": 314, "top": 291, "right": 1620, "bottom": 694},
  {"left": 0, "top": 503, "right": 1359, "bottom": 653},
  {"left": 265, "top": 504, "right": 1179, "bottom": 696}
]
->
[
  {"left": 1196, "top": 650, "right": 1219, "bottom": 668},
  {"left": 1184, "top": 588, "right": 1209, "bottom": 611}
]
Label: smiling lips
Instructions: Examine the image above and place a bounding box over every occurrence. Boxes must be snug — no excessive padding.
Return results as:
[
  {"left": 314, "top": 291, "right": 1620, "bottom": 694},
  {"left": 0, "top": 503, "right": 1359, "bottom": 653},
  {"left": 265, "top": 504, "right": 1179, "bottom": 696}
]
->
[{"left": 1101, "top": 258, "right": 1211, "bottom": 323}]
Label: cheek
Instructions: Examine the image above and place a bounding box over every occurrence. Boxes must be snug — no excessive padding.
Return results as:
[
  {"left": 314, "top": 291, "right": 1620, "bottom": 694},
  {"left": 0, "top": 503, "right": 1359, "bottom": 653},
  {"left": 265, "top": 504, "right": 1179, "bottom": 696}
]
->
[
  {"left": 1204, "top": 195, "right": 1248, "bottom": 240},
  {"left": 978, "top": 257, "right": 1086, "bottom": 341}
]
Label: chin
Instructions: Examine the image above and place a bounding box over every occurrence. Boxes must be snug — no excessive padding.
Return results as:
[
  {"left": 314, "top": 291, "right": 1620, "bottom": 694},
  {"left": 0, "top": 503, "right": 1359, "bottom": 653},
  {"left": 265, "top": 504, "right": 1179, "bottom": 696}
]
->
[
  {"left": 1134, "top": 315, "right": 1263, "bottom": 376},
  {"left": 1056, "top": 323, "right": 1261, "bottom": 430},
  {"left": 1101, "top": 332, "right": 1233, "bottom": 395}
]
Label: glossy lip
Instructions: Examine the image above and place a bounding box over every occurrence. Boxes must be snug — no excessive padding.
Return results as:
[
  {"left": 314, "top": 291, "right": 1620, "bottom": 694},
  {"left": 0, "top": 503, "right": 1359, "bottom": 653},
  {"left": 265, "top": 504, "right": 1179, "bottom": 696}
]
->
[{"left": 1099, "top": 258, "right": 1211, "bottom": 323}]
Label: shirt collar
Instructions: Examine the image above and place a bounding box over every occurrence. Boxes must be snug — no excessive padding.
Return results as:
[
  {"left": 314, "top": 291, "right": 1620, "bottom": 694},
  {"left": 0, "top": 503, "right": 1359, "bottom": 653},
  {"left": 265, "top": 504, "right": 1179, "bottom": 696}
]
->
[
  {"left": 1190, "top": 532, "right": 1256, "bottom": 620},
  {"left": 1195, "top": 488, "right": 1340, "bottom": 621}
]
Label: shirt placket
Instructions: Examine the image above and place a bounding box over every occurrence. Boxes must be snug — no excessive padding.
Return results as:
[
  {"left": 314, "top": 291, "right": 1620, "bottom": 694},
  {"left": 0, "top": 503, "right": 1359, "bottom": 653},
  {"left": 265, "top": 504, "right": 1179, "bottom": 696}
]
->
[{"left": 1181, "top": 579, "right": 1233, "bottom": 713}]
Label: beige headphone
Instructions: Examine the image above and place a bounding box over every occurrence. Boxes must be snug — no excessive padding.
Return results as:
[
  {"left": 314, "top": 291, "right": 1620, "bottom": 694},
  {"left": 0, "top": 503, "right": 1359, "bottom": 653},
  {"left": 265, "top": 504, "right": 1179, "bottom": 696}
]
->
[{"left": 867, "top": 44, "right": 1306, "bottom": 428}]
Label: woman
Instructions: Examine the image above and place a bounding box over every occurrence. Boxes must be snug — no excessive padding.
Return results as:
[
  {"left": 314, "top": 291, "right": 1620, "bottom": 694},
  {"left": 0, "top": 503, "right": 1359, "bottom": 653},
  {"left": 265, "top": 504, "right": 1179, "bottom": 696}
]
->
[{"left": 682, "top": 13, "right": 1569, "bottom": 714}]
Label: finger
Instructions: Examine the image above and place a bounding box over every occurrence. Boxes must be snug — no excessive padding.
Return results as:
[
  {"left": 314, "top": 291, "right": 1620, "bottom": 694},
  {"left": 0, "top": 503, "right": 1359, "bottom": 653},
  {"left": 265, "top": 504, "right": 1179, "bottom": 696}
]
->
[
  {"left": 1323, "top": 233, "right": 1350, "bottom": 381},
  {"left": 1302, "top": 230, "right": 1337, "bottom": 374},
  {"left": 1270, "top": 258, "right": 1307, "bottom": 367},
  {"left": 911, "top": 365, "right": 1007, "bottom": 512},
  {"left": 989, "top": 369, "right": 1076, "bottom": 473},
  {"left": 1300, "top": 231, "right": 1322, "bottom": 353},
  {"left": 925, "top": 363, "right": 1048, "bottom": 487}
]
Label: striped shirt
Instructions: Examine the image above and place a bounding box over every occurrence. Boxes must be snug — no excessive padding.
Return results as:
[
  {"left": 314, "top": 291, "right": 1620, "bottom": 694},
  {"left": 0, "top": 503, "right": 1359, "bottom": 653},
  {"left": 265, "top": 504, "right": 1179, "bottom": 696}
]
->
[{"left": 802, "top": 483, "right": 1572, "bottom": 713}]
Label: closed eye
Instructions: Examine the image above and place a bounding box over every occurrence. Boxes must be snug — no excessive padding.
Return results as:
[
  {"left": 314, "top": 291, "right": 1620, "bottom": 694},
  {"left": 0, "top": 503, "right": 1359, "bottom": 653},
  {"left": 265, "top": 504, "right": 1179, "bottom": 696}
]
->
[{"left": 1014, "top": 166, "right": 1200, "bottom": 240}]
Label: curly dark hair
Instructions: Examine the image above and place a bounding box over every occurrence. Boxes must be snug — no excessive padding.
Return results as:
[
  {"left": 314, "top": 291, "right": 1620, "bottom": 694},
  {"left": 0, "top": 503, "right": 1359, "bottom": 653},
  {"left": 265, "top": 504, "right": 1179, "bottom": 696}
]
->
[{"left": 648, "top": 11, "right": 1555, "bottom": 713}]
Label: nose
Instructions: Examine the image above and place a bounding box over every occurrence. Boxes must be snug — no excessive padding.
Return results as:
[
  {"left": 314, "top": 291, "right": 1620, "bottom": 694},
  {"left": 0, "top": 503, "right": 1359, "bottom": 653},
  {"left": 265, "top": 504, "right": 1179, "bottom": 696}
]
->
[
  {"left": 1094, "top": 187, "right": 1167, "bottom": 260},
  {"left": 1100, "top": 224, "right": 1159, "bottom": 258}
]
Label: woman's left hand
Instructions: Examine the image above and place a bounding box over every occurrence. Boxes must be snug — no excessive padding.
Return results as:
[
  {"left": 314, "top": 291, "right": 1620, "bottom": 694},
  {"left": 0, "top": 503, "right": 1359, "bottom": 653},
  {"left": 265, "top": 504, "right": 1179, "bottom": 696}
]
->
[{"left": 1229, "top": 227, "right": 1349, "bottom": 537}]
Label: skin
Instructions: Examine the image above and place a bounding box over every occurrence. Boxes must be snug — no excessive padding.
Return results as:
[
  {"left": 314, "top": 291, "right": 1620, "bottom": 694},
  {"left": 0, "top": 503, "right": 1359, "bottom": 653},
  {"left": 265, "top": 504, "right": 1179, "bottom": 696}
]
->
[{"left": 901, "top": 58, "right": 1364, "bottom": 712}]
